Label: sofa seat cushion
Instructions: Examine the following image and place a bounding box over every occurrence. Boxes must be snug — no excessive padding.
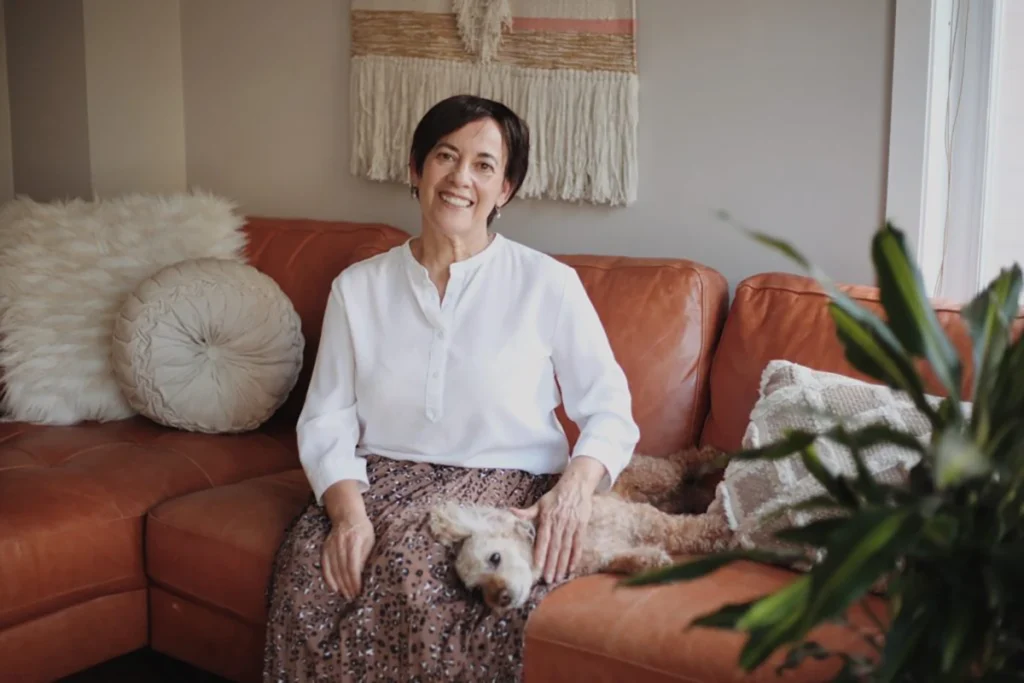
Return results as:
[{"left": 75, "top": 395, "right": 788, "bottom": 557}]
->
[
  {"left": 146, "top": 469, "right": 311, "bottom": 626},
  {"left": 524, "top": 560, "right": 883, "bottom": 683},
  {"left": 0, "top": 418, "right": 300, "bottom": 630}
]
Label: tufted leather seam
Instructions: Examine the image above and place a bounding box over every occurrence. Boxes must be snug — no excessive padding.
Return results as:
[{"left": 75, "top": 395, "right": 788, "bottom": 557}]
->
[
  {"left": 0, "top": 445, "right": 38, "bottom": 469},
  {"left": 524, "top": 634, "right": 707, "bottom": 683},
  {"left": 146, "top": 443, "right": 216, "bottom": 488},
  {"left": 0, "top": 429, "right": 29, "bottom": 445},
  {"left": 57, "top": 442, "right": 139, "bottom": 466}
]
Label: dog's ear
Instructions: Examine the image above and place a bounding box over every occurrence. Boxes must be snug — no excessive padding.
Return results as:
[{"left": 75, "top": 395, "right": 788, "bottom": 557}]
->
[
  {"left": 513, "top": 517, "right": 536, "bottom": 544},
  {"left": 429, "top": 501, "right": 489, "bottom": 546}
]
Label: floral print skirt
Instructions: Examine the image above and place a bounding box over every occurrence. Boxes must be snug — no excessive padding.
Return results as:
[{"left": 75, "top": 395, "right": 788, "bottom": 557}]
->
[{"left": 262, "top": 455, "right": 557, "bottom": 682}]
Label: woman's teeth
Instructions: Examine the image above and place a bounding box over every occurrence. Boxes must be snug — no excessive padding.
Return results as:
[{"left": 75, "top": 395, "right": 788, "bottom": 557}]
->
[{"left": 441, "top": 193, "right": 472, "bottom": 208}]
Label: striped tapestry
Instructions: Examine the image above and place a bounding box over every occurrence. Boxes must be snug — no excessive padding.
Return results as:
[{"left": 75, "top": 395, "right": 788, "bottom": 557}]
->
[{"left": 349, "top": 0, "right": 639, "bottom": 206}]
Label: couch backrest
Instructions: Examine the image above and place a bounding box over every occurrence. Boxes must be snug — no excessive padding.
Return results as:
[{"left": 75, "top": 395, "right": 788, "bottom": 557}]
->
[
  {"left": 243, "top": 217, "right": 731, "bottom": 456},
  {"left": 555, "top": 255, "right": 729, "bottom": 455},
  {"left": 242, "top": 217, "right": 410, "bottom": 423},
  {"left": 700, "top": 272, "right": 1024, "bottom": 452}
]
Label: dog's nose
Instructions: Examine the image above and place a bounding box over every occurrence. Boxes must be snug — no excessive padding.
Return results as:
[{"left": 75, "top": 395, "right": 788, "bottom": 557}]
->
[{"left": 498, "top": 591, "right": 512, "bottom": 608}]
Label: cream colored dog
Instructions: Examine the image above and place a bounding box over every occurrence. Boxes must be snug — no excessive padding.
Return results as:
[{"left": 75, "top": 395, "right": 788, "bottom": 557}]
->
[{"left": 428, "top": 447, "right": 732, "bottom": 612}]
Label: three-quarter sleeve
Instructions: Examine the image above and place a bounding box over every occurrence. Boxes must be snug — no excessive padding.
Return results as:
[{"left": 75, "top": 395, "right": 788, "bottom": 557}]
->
[
  {"left": 550, "top": 267, "right": 641, "bottom": 492},
  {"left": 296, "top": 280, "right": 368, "bottom": 503}
]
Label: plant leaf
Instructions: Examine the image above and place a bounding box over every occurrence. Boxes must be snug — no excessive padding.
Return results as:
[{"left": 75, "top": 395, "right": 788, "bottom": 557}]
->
[
  {"left": 773, "top": 517, "right": 848, "bottom": 548},
  {"left": 877, "top": 600, "right": 929, "bottom": 682},
  {"left": 872, "top": 224, "right": 963, "bottom": 399},
  {"left": 619, "top": 549, "right": 802, "bottom": 587},
  {"left": 688, "top": 600, "right": 757, "bottom": 630},
  {"left": 805, "top": 507, "right": 923, "bottom": 627},
  {"left": 729, "top": 429, "right": 818, "bottom": 462},
  {"left": 799, "top": 444, "right": 859, "bottom": 508},
  {"left": 961, "top": 265, "right": 1023, "bottom": 442},
  {"left": 933, "top": 426, "right": 991, "bottom": 490},
  {"left": 735, "top": 576, "right": 813, "bottom": 670}
]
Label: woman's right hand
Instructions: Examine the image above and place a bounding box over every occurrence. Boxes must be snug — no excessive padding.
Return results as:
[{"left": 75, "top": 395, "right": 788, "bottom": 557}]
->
[
  {"left": 321, "top": 480, "right": 375, "bottom": 600},
  {"left": 322, "top": 512, "right": 375, "bottom": 600}
]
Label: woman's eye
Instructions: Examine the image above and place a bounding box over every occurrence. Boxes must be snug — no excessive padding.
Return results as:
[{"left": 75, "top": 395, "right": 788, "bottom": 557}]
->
[{"left": 488, "top": 552, "right": 501, "bottom": 567}]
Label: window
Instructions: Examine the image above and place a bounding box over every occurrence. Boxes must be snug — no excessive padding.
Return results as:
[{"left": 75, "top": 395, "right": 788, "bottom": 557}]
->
[{"left": 886, "top": 0, "right": 1024, "bottom": 303}]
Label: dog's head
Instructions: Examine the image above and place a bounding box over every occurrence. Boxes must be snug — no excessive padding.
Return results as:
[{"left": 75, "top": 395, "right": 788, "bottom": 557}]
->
[{"left": 428, "top": 501, "right": 539, "bottom": 612}]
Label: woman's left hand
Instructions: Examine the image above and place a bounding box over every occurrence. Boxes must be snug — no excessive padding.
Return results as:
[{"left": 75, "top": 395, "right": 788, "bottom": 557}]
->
[{"left": 511, "top": 456, "right": 606, "bottom": 584}]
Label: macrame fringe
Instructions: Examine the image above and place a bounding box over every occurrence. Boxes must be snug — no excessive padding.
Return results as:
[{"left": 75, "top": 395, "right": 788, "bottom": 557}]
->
[
  {"left": 452, "top": 0, "right": 512, "bottom": 63},
  {"left": 349, "top": 55, "right": 639, "bottom": 207}
]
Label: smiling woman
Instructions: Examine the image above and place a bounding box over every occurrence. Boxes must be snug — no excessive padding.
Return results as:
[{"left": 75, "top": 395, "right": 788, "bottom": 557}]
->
[{"left": 262, "top": 94, "right": 640, "bottom": 682}]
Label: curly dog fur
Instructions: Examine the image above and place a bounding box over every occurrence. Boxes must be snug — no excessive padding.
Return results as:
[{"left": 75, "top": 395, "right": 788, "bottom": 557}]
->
[{"left": 429, "top": 447, "right": 733, "bottom": 612}]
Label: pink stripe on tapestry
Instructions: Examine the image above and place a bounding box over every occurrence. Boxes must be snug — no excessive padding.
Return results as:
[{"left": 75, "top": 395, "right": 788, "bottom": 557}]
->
[{"left": 511, "top": 17, "right": 636, "bottom": 35}]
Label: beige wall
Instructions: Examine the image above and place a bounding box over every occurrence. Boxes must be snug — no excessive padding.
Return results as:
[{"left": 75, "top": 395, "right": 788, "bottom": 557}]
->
[
  {"left": 0, "top": 2, "right": 13, "bottom": 203},
  {"left": 3, "top": 0, "right": 186, "bottom": 201},
  {"left": 4, "top": 0, "right": 896, "bottom": 286},
  {"left": 6, "top": 0, "right": 93, "bottom": 200},
  {"left": 181, "top": 0, "right": 895, "bottom": 287},
  {"left": 82, "top": 0, "right": 187, "bottom": 197}
]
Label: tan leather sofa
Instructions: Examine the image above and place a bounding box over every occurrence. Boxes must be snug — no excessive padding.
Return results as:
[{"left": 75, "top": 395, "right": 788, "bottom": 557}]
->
[{"left": 3, "top": 216, "right": 1012, "bottom": 682}]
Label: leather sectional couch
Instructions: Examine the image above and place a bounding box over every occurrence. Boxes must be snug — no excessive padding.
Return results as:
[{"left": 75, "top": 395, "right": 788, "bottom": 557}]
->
[{"left": 4, "top": 216, "right": 1010, "bottom": 682}]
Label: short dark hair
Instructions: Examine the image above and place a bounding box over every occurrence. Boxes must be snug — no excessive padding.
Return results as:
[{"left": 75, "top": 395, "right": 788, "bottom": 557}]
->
[{"left": 409, "top": 94, "right": 530, "bottom": 224}]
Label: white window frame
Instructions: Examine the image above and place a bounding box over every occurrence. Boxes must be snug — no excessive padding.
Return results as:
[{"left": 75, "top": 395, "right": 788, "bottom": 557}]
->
[{"left": 885, "top": 0, "right": 1008, "bottom": 302}]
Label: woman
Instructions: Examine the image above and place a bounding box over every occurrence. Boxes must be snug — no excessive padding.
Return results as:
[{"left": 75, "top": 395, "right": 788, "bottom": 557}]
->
[{"left": 263, "top": 94, "right": 640, "bottom": 682}]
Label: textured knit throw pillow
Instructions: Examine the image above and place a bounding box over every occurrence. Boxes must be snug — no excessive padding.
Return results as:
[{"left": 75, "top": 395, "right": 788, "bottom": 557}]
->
[
  {"left": 0, "top": 193, "right": 247, "bottom": 424},
  {"left": 718, "top": 360, "right": 945, "bottom": 558},
  {"left": 111, "top": 258, "right": 304, "bottom": 433}
]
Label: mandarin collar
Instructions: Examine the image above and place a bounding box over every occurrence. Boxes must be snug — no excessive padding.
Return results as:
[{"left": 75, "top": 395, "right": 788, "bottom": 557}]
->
[{"left": 403, "top": 232, "right": 504, "bottom": 280}]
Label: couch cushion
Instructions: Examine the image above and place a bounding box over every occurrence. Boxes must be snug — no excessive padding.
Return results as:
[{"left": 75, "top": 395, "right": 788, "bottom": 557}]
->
[
  {"left": 523, "top": 560, "right": 883, "bottom": 683},
  {"left": 146, "top": 469, "right": 311, "bottom": 626},
  {"left": 557, "top": 255, "right": 729, "bottom": 455},
  {"left": 0, "top": 418, "right": 299, "bottom": 630},
  {"left": 701, "top": 272, "right": 1024, "bottom": 451}
]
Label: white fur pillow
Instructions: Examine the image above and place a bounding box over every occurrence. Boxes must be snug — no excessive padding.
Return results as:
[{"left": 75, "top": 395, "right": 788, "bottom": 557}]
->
[
  {"left": 112, "top": 258, "right": 304, "bottom": 433},
  {"left": 0, "top": 193, "right": 247, "bottom": 424}
]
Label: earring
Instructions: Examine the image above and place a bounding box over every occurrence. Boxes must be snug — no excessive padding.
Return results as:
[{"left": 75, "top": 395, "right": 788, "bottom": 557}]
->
[
  {"left": 494, "top": 205, "right": 502, "bottom": 219},
  {"left": 410, "top": 185, "right": 419, "bottom": 199}
]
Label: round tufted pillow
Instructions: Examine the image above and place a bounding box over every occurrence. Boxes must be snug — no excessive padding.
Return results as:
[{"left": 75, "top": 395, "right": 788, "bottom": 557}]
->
[{"left": 112, "top": 257, "right": 304, "bottom": 433}]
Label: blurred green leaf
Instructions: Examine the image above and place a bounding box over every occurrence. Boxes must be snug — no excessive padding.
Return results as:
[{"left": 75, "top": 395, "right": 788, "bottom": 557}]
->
[
  {"left": 735, "top": 576, "right": 813, "bottom": 670},
  {"left": 687, "top": 600, "right": 756, "bottom": 630},
  {"left": 962, "top": 266, "right": 1023, "bottom": 442},
  {"left": 729, "top": 429, "right": 818, "bottom": 462},
  {"left": 619, "top": 549, "right": 803, "bottom": 587},
  {"left": 775, "top": 640, "right": 833, "bottom": 677},
  {"left": 878, "top": 600, "right": 929, "bottom": 682},
  {"left": 773, "top": 517, "right": 848, "bottom": 548},
  {"left": 800, "top": 444, "right": 859, "bottom": 508},
  {"left": 805, "top": 507, "right": 922, "bottom": 626},
  {"left": 934, "top": 427, "right": 992, "bottom": 490},
  {"left": 873, "top": 224, "right": 963, "bottom": 400}
]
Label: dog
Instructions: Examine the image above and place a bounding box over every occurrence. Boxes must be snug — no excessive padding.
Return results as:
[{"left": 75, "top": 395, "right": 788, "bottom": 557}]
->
[{"left": 428, "top": 447, "right": 732, "bottom": 612}]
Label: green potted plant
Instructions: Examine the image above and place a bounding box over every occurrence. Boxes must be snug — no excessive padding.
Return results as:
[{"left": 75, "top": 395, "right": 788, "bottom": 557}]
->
[{"left": 625, "top": 217, "right": 1024, "bottom": 682}]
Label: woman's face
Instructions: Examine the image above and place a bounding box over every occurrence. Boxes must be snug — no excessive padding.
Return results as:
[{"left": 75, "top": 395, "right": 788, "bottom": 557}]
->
[{"left": 411, "top": 118, "right": 513, "bottom": 238}]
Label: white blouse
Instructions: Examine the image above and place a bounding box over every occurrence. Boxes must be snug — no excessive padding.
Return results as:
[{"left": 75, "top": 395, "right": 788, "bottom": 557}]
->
[{"left": 296, "top": 232, "right": 640, "bottom": 503}]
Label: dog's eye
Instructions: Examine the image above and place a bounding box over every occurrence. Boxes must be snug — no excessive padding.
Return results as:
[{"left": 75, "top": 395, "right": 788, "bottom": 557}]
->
[{"left": 488, "top": 552, "right": 501, "bottom": 567}]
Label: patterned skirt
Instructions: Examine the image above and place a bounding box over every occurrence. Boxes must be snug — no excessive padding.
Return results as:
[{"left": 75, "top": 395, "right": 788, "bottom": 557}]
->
[{"left": 262, "top": 455, "right": 558, "bottom": 683}]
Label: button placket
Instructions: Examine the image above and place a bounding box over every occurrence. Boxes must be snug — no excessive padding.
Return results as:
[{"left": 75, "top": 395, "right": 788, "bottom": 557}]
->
[{"left": 424, "top": 326, "right": 447, "bottom": 422}]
